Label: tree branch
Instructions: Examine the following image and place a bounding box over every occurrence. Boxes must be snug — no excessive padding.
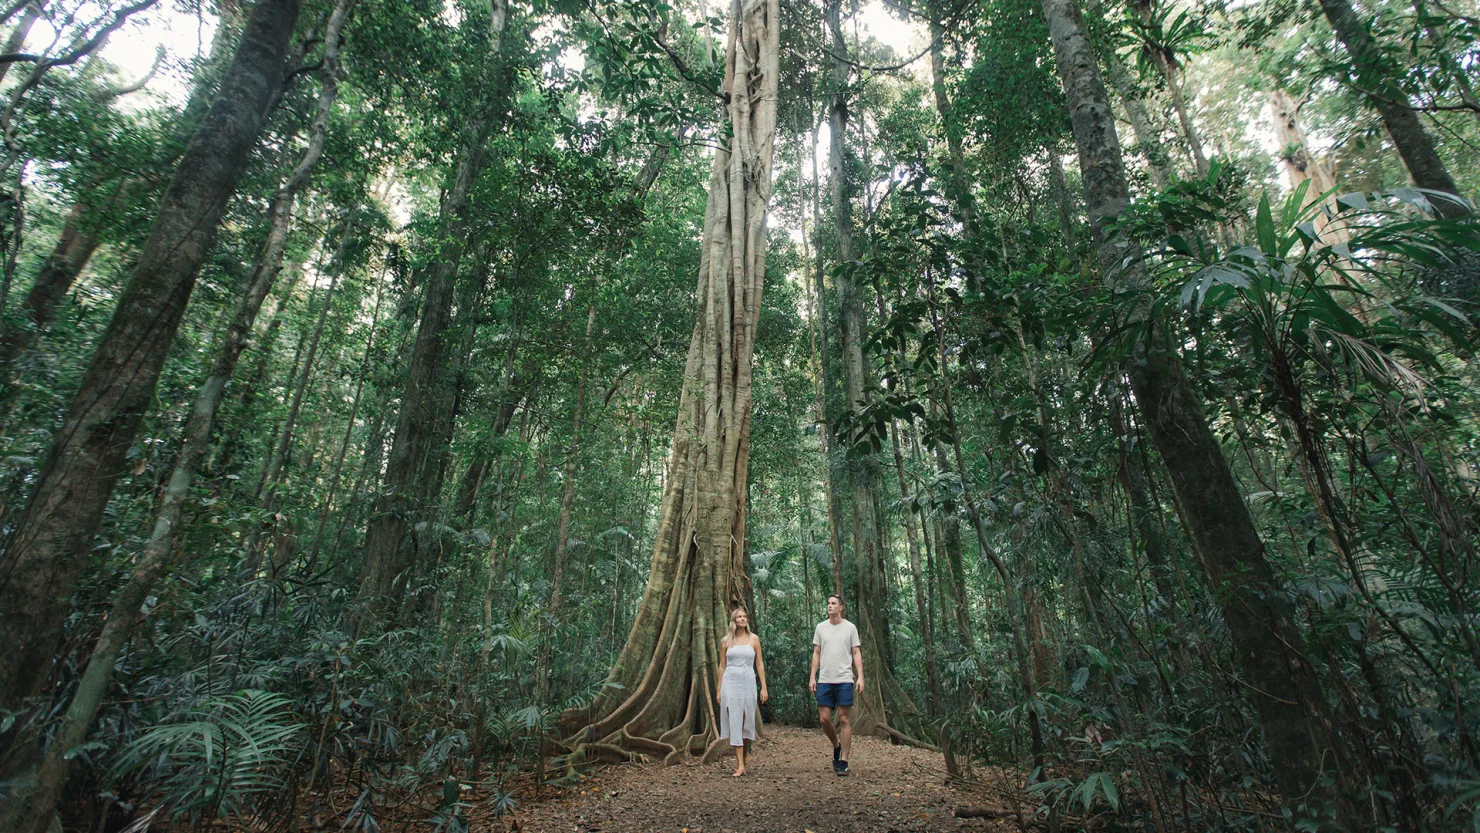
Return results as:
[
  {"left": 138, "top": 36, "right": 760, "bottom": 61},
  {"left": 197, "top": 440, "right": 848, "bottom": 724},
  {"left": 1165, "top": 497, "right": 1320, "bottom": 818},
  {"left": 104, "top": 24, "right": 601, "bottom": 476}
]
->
[
  {"left": 0, "top": 0, "right": 158, "bottom": 69},
  {"left": 95, "top": 43, "right": 164, "bottom": 100}
]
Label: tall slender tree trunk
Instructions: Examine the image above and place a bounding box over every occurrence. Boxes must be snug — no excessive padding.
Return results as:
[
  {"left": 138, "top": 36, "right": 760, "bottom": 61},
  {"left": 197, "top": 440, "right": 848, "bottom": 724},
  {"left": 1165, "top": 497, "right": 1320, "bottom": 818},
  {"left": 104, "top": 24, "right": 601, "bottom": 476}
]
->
[
  {"left": 1156, "top": 55, "right": 1208, "bottom": 176},
  {"left": 308, "top": 262, "right": 384, "bottom": 572},
  {"left": 248, "top": 215, "right": 353, "bottom": 576},
  {"left": 1268, "top": 89, "right": 1350, "bottom": 243},
  {"left": 803, "top": 115, "right": 845, "bottom": 595},
  {"left": 537, "top": 305, "right": 596, "bottom": 705},
  {"left": 1318, "top": 0, "right": 1466, "bottom": 214},
  {"left": 924, "top": 275, "right": 1045, "bottom": 770},
  {"left": 561, "top": 0, "right": 779, "bottom": 765},
  {"left": 0, "top": 3, "right": 246, "bottom": 371},
  {"left": 357, "top": 0, "right": 511, "bottom": 622},
  {"left": 0, "top": 2, "right": 39, "bottom": 90},
  {"left": 259, "top": 221, "right": 353, "bottom": 493},
  {"left": 826, "top": 0, "right": 915, "bottom": 739},
  {"left": 0, "top": 4, "right": 348, "bottom": 825},
  {"left": 891, "top": 421, "right": 941, "bottom": 715},
  {"left": 0, "top": 199, "right": 100, "bottom": 368},
  {"left": 0, "top": 0, "right": 300, "bottom": 717},
  {"left": 1040, "top": 0, "right": 1359, "bottom": 816},
  {"left": 926, "top": 17, "right": 985, "bottom": 280},
  {"left": 1100, "top": 48, "right": 1173, "bottom": 187}
]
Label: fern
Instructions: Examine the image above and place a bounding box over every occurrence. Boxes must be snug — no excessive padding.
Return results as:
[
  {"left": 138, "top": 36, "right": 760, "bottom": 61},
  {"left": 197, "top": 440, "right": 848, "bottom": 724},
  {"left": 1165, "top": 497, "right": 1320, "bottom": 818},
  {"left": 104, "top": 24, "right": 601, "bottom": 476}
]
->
[{"left": 112, "top": 689, "right": 303, "bottom": 823}]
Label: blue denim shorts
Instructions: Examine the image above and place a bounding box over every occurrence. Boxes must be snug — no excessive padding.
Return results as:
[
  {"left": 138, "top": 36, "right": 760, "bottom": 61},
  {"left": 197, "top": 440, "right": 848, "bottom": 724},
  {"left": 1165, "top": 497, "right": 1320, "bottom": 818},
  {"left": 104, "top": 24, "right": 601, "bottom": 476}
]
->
[{"left": 816, "top": 682, "right": 855, "bottom": 708}]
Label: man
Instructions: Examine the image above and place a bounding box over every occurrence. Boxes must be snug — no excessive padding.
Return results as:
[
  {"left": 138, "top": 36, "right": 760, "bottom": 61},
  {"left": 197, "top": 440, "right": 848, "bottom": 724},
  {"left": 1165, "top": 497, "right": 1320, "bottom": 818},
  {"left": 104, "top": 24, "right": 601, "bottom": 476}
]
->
[{"left": 809, "top": 594, "right": 863, "bottom": 776}]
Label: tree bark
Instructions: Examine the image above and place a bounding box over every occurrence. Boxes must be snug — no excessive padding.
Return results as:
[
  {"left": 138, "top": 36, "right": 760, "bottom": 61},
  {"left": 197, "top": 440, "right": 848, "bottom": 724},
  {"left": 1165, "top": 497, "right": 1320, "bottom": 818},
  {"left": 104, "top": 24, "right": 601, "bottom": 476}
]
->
[
  {"left": 1317, "top": 0, "right": 1466, "bottom": 215},
  {"left": 1104, "top": 54, "right": 1173, "bottom": 188},
  {"left": 1268, "top": 89, "right": 1350, "bottom": 243},
  {"left": 1040, "top": 0, "right": 1358, "bottom": 815},
  {"left": 560, "top": 0, "right": 779, "bottom": 765},
  {"left": 0, "top": 0, "right": 300, "bottom": 717},
  {"left": 357, "top": 0, "right": 511, "bottom": 622}
]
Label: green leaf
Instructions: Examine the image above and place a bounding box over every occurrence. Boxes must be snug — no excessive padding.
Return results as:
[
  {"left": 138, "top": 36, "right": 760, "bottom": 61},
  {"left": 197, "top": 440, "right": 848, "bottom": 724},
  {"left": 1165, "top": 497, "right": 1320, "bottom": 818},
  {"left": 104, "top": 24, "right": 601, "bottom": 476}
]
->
[
  {"left": 1071, "top": 666, "right": 1089, "bottom": 692},
  {"left": 1256, "top": 195, "right": 1277, "bottom": 256}
]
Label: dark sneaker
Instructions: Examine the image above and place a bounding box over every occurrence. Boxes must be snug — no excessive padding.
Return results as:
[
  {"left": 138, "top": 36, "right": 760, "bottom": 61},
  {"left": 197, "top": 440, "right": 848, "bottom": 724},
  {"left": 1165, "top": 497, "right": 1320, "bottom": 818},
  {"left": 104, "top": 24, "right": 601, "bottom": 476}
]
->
[{"left": 836, "top": 759, "right": 850, "bottom": 777}]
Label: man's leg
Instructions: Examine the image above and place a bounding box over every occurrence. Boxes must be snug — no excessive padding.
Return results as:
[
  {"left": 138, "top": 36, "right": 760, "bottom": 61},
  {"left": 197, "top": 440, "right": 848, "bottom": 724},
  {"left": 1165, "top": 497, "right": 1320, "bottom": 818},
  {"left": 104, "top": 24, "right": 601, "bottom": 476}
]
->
[
  {"left": 817, "top": 705, "right": 839, "bottom": 748},
  {"left": 837, "top": 705, "right": 853, "bottom": 766}
]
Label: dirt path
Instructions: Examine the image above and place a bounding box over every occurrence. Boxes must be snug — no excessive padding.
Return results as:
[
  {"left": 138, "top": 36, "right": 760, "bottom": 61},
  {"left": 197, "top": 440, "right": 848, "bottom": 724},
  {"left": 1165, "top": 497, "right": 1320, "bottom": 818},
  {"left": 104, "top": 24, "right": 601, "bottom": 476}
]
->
[{"left": 513, "top": 726, "right": 1021, "bottom": 833}]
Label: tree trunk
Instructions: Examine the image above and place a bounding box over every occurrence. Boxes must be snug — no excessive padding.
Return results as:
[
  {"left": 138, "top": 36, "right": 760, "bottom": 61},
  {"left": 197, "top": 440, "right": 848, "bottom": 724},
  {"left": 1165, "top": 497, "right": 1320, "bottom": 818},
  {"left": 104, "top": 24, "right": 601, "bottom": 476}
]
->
[
  {"left": 1105, "top": 58, "right": 1173, "bottom": 187},
  {"left": 1107, "top": 382, "right": 1176, "bottom": 605},
  {"left": 357, "top": 0, "right": 511, "bottom": 622},
  {"left": 307, "top": 262, "right": 385, "bottom": 572},
  {"left": 1040, "top": 0, "right": 1358, "bottom": 815},
  {"left": 0, "top": 0, "right": 300, "bottom": 717},
  {"left": 1317, "top": 0, "right": 1466, "bottom": 214},
  {"left": 0, "top": 2, "right": 39, "bottom": 90},
  {"left": 804, "top": 116, "right": 846, "bottom": 595},
  {"left": 1268, "top": 89, "right": 1349, "bottom": 243},
  {"left": 826, "top": 0, "right": 915, "bottom": 739},
  {"left": 927, "top": 18, "right": 985, "bottom": 280},
  {"left": 1047, "top": 150, "right": 1078, "bottom": 251},
  {"left": 891, "top": 421, "right": 941, "bottom": 715},
  {"left": 537, "top": 305, "right": 596, "bottom": 705},
  {"left": 560, "top": 0, "right": 779, "bottom": 765},
  {"left": 1156, "top": 56, "right": 1208, "bottom": 176},
  {"left": 0, "top": 7, "right": 349, "bottom": 822},
  {"left": 0, "top": 199, "right": 99, "bottom": 369},
  {"left": 923, "top": 274, "right": 1044, "bottom": 769},
  {"left": 0, "top": 3, "right": 246, "bottom": 372}
]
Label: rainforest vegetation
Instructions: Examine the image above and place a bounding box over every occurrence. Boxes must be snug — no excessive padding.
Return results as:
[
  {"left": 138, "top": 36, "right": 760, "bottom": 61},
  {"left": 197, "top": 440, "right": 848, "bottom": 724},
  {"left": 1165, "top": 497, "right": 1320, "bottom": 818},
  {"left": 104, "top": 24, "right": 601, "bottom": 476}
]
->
[{"left": 0, "top": 0, "right": 1478, "bottom": 829}]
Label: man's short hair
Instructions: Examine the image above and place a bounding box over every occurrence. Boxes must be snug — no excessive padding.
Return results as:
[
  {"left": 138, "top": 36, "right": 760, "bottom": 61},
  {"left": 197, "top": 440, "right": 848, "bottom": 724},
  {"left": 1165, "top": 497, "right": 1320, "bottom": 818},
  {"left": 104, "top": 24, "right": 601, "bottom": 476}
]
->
[{"left": 827, "top": 594, "right": 844, "bottom": 608}]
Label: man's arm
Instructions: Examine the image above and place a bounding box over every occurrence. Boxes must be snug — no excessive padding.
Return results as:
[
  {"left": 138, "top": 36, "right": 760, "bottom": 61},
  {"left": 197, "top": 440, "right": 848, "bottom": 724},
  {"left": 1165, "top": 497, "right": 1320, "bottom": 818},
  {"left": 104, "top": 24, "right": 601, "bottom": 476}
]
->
[
  {"left": 852, "top": 644, "right": 865, "bottom": 695},
  {"left": 809, "top": 643, "right": 821, "bottom": 692}
]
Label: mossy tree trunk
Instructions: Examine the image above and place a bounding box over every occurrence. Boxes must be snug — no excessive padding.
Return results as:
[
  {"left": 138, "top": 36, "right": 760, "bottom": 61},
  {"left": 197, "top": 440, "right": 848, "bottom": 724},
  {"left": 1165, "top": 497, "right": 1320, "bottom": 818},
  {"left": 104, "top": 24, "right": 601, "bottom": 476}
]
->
[
  {"left": 0, "top": 0, "right": 300, "bottom": 719},
  {"left": 561, "top": 0, "right": 779, "bottom": 765}
]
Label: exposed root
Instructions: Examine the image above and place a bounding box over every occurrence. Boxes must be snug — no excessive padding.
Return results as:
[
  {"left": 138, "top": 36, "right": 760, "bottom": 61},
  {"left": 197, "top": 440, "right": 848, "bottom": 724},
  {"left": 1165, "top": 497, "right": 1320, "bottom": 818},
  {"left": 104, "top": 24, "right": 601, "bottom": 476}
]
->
[
  {"left": 620, "top": 728, "right": 675, "bottom": 759},
  {"left": 698, "top": 734, "right": 732, "bottom": 764},
  {"left": 567, "top": 742, "right": 643, "bottom": 768},
  {"left": 877, "top": 722, "right": 939, "bottom": 752}
]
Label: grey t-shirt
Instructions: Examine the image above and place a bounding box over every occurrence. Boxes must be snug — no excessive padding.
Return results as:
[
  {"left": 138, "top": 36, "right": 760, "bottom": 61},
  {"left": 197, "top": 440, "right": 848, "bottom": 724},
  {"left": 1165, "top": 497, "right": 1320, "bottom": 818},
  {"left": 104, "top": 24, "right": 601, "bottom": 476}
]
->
[{"left": 813, "top": 619, "right": 861, "bottom": 684}]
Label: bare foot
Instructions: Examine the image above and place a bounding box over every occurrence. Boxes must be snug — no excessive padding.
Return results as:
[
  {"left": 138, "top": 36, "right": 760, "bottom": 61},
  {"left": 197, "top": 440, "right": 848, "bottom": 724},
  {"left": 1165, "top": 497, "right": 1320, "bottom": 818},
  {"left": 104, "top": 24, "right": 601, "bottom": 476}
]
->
[{"left": 732, "top": 768, "right": 746, "bottom": 777}]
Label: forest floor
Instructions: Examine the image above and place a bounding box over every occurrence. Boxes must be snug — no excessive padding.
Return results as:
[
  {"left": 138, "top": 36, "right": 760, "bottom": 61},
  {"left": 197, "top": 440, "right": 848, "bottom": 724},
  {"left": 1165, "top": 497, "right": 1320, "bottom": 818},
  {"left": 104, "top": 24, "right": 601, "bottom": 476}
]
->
[{"left": 507, "top": 725, "right": 1028, "bottom": 833}]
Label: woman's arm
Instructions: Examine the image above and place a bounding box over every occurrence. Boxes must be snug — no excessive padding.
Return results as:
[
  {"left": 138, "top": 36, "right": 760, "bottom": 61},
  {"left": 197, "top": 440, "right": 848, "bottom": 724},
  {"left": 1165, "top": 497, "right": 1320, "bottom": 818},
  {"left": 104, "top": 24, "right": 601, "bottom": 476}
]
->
[
  {"left": 753, "top": 636, "right": 768, "bottom": 703},
  {"left": 717, "top": 641, "right": 728, "bottom": 693}
]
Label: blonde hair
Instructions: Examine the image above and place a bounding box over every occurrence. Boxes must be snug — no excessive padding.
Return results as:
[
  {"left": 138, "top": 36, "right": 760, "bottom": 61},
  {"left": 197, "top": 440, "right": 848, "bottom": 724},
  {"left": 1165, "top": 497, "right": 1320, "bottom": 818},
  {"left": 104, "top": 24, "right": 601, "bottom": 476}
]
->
[{"left": 722, "top": 607, "right": 753, "bottom": 648}]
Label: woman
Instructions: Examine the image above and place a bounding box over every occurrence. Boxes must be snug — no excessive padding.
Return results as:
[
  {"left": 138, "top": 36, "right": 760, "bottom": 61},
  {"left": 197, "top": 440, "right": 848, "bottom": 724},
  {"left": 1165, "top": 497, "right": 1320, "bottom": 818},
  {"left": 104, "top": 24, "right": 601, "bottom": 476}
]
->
[{"left": 717, "top": 607, "right": 768, "bottom": 776}]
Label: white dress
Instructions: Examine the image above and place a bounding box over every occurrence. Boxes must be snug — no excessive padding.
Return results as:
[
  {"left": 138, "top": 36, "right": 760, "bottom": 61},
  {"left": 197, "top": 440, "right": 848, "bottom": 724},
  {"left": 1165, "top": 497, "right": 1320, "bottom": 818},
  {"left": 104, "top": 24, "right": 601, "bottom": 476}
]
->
[{"left": 720, "top": 641, "right": 758, "bottom": 747}]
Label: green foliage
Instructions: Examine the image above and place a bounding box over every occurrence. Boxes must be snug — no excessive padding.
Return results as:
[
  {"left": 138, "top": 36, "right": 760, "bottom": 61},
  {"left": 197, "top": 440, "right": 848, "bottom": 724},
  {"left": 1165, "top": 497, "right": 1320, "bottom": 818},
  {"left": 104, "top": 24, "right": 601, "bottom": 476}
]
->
[
  {"left": 3, "top": 0, "right": 1480, "bottom": 830},
  {"left": 112, "top": 690, "right": 302, "bottom": 823}
]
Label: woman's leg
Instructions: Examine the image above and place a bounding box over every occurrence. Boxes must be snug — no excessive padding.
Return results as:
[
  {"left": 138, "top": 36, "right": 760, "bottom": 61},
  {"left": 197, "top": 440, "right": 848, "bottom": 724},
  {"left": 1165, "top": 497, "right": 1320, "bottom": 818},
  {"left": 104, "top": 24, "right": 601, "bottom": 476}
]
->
[{"left": 733, "top": 741, "right": 746, "bottom": 775}]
